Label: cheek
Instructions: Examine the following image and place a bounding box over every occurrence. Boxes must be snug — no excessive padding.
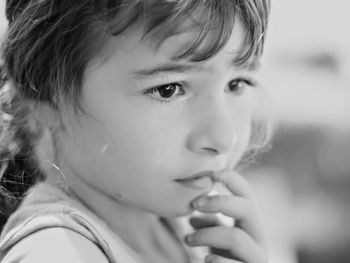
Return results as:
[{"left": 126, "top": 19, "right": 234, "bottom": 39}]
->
[
  {"left": 236, "top": 117, "right": 252, "bottom": 152},
  {"left": 241, "top": 119, "right": 253, "bottom": 149},
  {"left": 96, "top": 108, "right": 183, "bottom": 174},
  {"left": 238, "top": 91, "right": 260, "bottom": 142},
  {"left": 228, "top": 104, "right": 255, "bottom": 164}
]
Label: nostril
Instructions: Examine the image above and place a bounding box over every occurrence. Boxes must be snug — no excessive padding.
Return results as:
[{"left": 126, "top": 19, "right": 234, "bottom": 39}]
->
[
  {"left": 200, "top": 147, "right": 220, "bottom": 156},
  {"left": 187, "top": 128, "right": 237, "bottom": 157}
]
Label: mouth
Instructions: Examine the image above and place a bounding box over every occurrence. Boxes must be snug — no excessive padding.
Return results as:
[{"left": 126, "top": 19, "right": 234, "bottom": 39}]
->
[{"left": 175, "top": 171, "right": 216, "bottom": 190}]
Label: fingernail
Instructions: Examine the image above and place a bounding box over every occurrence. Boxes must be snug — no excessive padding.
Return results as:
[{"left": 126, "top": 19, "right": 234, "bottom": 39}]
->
[
  {"left": 205, "top": 254, "right": 215, "bottom": 263},
  {"left": 184, "top": 234, "right": 194, "bottom": 245},
  {"left": 193, "top": 196, "right": 208, "bottom": 209}
]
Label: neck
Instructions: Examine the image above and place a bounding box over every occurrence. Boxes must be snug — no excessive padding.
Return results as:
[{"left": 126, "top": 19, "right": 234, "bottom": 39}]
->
[
  {"left": 50, "top": 168, "right": 162, "bottom": 252},
  {"left": 45, "top": 160, "right": 183, "bottom": 261}
]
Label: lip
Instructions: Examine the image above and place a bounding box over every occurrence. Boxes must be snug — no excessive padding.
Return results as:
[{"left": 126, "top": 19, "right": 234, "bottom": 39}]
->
[
  {"left": 175, "top": 170, "right": 217, "bottom": 190},
  {"left": 176, "top": 171, "right": 216, "bottom": 181}
]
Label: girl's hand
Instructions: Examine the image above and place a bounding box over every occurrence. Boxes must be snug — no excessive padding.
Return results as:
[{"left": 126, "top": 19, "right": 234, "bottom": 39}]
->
[{"left": 185, "top": 171, "right": 268, "bottom": 263}]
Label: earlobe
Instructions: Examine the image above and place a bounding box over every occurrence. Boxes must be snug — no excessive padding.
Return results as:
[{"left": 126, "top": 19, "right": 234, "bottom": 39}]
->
[
  {"left": 31, "top": 101, "right": 63, "bottom": 132},
  {"left": 29, "top": 101, "right": 62, "bottom": 172}
]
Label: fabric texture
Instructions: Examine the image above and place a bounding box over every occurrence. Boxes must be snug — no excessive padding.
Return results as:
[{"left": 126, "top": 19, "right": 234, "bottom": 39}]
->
[{"left": 0, "top": 182, "right": 208, "bottom": 263}]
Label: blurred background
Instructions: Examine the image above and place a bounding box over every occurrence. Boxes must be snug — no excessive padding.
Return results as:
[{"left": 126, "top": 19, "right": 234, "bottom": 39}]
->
[
  {"left": 247, "top": 1, "right": 350, "bottom": 263},
  {"left": 0, "top": 1, "right": 349, "bottom": 263}
]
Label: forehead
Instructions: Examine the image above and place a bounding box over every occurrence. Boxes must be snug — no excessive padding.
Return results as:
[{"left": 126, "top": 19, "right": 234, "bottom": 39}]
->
[
  {"left": 154, "top": 18, "right": 246, "bottom": 61},
  {"left": 99, "top": 17, "right": 253, "bottom": 71}
]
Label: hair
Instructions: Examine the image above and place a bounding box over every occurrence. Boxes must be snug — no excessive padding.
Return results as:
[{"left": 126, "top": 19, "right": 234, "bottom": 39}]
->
[{"left": 0, "top": 0, "right": 271, "bottom": 230}]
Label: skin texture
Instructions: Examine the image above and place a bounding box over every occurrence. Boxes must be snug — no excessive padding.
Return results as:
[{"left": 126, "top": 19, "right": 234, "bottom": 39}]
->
[
  {"left": 45, "top": 19, "right": 265, "bottom": 262},
  {"left": 187, "top": 171, "right": 268, "bottom": 263}
]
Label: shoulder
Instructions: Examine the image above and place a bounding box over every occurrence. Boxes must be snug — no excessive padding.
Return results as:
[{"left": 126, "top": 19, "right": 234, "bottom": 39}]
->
[{"left": 2, "top": 228, "right": 109, "bottom": 263}]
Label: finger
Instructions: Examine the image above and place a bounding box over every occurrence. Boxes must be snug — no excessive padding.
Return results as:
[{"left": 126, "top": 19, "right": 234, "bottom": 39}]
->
[
  {"left": 185, "top": 227, "right": 267, "bottom": 263},
  {"left": 211, "top": 247, "right": 237, "bottom": 260},
  {"left": 205, "top": 254, "right": 244, "bottom": 263},
  {"left": 193, "top": 195, "right": 254, "bottom": 221},
  {"left": 213, "top": 171, "right": 255, "bottom": 199},
  {"left": 189, "top": 214, "right": 223, "bottom": 229},
  {"left": 192, "top": 195, "right": 264, "bottom": 244}
]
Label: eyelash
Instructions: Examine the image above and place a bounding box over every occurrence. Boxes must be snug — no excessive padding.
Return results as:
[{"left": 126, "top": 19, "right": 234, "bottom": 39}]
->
[
  {"left": 143, "top": 83, "right": 185, "bottom": 103},
  {"left": 227, "top": 77, "right": 257, "bottom": 94},
  {"left": 143, "top": 77, "right": 257, "bottom": 103}
]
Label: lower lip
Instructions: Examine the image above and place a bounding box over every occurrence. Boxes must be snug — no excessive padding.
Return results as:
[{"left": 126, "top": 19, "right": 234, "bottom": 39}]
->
[{"left": 176, "top": 176, "right": 213, "bottom": 190}]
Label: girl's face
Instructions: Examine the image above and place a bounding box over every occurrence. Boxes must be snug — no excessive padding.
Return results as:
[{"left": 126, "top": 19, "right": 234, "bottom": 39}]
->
[{"left": 57, "top": 21, "right": 260, "bottom": 217}]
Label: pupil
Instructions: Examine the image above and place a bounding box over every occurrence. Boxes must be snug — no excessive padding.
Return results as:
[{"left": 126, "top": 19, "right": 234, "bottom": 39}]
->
[
  {"left": 159, "top": 85, "right": 176, "bottom": 98},
  {"left": 230, "top": 80, "right": 241, "bottom": 92}
]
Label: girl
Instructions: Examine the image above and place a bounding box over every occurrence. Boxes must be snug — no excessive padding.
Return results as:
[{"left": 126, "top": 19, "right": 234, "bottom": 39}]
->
[{"left": 0, "top": 0, "right": 271, "bottom": 262}]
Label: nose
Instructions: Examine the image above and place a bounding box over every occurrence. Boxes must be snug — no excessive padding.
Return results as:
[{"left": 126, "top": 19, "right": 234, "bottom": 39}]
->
[{"left": 187, "top": 98, "right": 238, "bottom": 157}]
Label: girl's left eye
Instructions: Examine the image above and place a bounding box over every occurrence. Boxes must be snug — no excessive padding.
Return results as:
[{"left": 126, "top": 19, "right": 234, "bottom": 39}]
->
[
  {"left": 227, "top": 78, "right": 256, "bottom": 95},
  {"left": 143, "top": 83, "right": 185, "bottom": 102}
]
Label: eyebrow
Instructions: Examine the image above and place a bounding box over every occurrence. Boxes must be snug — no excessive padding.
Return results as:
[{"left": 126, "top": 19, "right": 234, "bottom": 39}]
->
[
  {"left": 132, "top": 59, "right": 260, "bottom": 79},
  {"left": 244, "top": 60, "right": 261, "bottom": 71},
  {"left": 132, "top": 62, "right": 206, "bottom": 79}
]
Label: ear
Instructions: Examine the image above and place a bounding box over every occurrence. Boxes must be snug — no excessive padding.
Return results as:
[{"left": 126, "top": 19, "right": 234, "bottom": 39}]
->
[
  {"left": 30, "top": 101, "right": 62, "bottom": 171},
  {"left": 31, "top": 101, "right": 63, "bottom": 132}
]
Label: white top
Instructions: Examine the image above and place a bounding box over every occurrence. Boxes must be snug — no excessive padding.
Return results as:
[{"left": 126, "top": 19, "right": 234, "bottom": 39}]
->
[{"left": 0, "top": 182, "right": 208, "bottom": 262}]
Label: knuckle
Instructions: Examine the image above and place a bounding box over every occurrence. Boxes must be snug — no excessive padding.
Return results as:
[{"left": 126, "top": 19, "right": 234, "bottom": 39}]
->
[
  {"left": 228, "top": 228, "right": 248, "bottom": 254},
  {"left": 242, "top": 200, "right": 254, "bottom": 218},
  {"left": 238, "top": 198, "right": 256, "bottom": 219},
  {"left": 219, "top": 195, "right": 231, "bottom": 204}
]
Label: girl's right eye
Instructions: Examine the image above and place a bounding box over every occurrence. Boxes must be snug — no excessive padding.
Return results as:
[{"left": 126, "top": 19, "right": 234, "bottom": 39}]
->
[{"left": 143, "top": 83, "right": 185, "bottom": 103}]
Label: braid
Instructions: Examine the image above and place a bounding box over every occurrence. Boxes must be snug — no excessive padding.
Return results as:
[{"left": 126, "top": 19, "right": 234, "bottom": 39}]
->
[{"left": 0, "top": 72, "right": 44, "bottom": 230}]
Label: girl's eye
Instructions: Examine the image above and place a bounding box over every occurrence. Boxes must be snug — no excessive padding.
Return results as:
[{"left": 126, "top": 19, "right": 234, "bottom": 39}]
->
[
  {"left": 144, "top": 83, "right": 185, "bottom": 102},
  {"left": 228, "top": 78, "right": 256, "bottom": 95}
]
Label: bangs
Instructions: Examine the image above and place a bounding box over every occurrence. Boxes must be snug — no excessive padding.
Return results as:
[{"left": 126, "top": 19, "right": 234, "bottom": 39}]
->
[{"left": 103, "top": 0, "right": 270, "bottom": 65}]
